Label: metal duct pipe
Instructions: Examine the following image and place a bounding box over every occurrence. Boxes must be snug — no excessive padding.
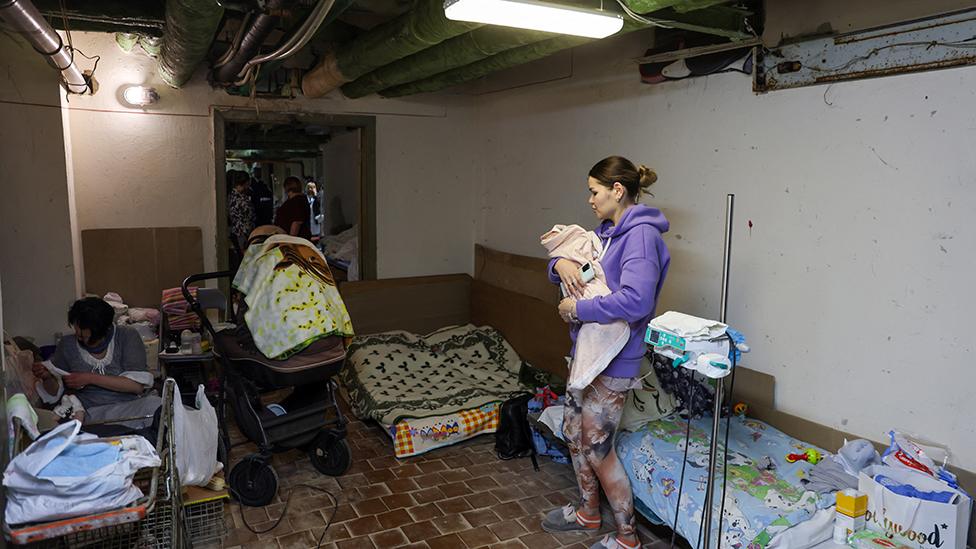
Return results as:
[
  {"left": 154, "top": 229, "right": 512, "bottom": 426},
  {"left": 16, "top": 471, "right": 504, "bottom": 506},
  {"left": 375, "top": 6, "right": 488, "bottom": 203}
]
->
[
  {"left": 0, "top": 0, "right": 89, "bottom": 93},
  {"left": 212, "top": 0, "right": 287, "bottom": 85},
  {"left": 301, "top": 0, "right": 480, "bottom": 98},
  {"left": 158, "top": 0, "right": 224, "bottom": 87},
  {"left": 341, "top": 26, "right": 553, "bottom": 99}
]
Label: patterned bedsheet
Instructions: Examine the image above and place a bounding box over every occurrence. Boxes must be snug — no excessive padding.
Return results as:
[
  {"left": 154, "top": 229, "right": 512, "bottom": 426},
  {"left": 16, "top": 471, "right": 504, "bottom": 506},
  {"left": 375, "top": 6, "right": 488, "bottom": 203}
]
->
[
  {"left": 616, "top": 414, "right": 830, "bottom": 549},
  {"left": 340, "top": 325, "right": 527, "bottom": 457}
]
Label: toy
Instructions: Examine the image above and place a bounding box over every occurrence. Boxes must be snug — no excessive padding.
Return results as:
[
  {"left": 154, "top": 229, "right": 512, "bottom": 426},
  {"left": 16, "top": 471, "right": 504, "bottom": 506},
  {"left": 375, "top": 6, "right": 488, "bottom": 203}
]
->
[
  {"left": 732, "top": 402, "right": 748, "bottom": 416},
  {"left": 786, "top": 448, "right": 822, "bottom": 465}
]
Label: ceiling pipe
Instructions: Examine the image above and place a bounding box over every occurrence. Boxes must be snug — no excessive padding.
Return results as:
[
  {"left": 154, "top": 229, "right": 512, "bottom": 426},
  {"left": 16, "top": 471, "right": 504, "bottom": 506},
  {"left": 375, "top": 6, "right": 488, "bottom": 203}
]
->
[
  {"left": 212, "top": 0, "right": 289, "bottom": 85},
  {"left": 157, "top": 0, "right": 224, "bottom": 87},
  {"left": 301, "top": 0, "right": 480, "bottom": 98},
  {"left": 0, "top": 0, "right": 89, "bottom": 93},
  {"left": 341, "top": 26, "right": 553, "bottom": 98}
]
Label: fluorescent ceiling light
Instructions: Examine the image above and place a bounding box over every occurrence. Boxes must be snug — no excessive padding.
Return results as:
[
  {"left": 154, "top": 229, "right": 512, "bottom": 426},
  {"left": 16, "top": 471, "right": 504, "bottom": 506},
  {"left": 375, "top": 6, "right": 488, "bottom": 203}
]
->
[{"left": 444, "top": 0, "right": 624, "bottom": 39}]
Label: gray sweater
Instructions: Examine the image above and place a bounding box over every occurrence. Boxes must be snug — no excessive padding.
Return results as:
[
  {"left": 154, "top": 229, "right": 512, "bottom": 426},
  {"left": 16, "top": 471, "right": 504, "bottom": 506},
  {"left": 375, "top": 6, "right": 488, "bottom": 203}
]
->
[{"left": 49, "top": 325, "right": 150, "bottom": 409}]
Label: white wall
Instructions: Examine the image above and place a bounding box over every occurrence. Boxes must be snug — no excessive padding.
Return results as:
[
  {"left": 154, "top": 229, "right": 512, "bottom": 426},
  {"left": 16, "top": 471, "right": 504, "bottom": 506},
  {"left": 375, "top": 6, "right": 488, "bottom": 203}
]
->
[
  {"left": 320, "top": 129, "right": 361, "bottom": 234},
  {"left": 0, "top": 34, "right": 77, "bottom": 341},
  {"left": 56, "top": 32, "right": 479, "bottom": 279},
  {"left": 473, "top": 33, "right": 976, "bottom": 470}
]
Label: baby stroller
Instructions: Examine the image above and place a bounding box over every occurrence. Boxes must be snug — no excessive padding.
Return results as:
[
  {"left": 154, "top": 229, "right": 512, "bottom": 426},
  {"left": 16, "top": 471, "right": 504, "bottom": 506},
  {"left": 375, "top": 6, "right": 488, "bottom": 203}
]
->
[{"left": 181, "top": 271, "right": 350, "bottom": 507}]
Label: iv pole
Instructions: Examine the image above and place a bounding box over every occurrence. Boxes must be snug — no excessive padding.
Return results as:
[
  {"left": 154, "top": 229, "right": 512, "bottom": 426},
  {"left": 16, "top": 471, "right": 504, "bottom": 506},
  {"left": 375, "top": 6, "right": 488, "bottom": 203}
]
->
[{"left": 701, "top": 194, "right": 734, "bottom": 549}]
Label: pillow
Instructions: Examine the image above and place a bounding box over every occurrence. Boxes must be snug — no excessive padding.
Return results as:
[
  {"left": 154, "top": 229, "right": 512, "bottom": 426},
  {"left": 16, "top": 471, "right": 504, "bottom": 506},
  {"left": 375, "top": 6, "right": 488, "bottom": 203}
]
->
[{"left": 619, "top": 355, "right": 678, "bottom": 432}]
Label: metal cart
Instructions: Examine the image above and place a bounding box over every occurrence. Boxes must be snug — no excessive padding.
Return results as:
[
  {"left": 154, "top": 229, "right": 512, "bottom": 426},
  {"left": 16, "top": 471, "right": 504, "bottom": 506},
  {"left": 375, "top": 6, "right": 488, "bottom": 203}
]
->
[{"left": 3, "top": 380, "right": 183, "bottom": 548}]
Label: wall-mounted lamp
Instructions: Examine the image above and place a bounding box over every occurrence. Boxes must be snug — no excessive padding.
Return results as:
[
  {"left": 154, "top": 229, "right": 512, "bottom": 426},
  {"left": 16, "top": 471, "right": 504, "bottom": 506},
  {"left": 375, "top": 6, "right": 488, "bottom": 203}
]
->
[
  {"left": 444, "top": 0, "right": 624, "bottom": 39},
  {"left": 121, "top": 85, "right": 159, "bottom": 107}
]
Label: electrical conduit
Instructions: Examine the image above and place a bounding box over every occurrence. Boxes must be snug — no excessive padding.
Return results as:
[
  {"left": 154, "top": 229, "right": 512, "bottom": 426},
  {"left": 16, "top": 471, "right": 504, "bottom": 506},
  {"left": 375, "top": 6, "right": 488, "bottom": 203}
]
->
[{"left": 0, "top": 0, "right": 89, "bottom": 93}]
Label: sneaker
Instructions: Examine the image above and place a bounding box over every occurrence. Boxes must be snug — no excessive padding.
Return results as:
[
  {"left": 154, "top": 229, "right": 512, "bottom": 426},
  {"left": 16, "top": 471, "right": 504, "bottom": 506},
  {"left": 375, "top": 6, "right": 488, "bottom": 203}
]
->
[
  {"left": 541, "top": 504, "right": 601, "bottom": 533},
  {"left": 589, "top": 534, "right": 640, "bottom": 549}
]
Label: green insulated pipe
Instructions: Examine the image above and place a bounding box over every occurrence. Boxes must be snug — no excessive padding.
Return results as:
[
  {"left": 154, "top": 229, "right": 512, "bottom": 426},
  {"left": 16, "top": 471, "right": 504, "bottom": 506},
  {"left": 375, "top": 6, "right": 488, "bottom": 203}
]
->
[
  {"left": 157, "top": 0, "right": 224, "bottom": 87},
  {"left": 301, "top": 0, "right": 480, "bottom": 98},
  {"left": 341, "top": 26, "right": 554, "bottom": 98},
  {"left": 380, "top": 20, "right": 648, "bottom": 97}
]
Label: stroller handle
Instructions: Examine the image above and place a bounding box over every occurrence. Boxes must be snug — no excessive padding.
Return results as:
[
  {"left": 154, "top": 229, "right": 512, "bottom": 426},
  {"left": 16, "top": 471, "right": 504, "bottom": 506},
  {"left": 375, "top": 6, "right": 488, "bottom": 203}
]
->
[{"left": 181, "top": 271, "right": 234, "bottom": 341}]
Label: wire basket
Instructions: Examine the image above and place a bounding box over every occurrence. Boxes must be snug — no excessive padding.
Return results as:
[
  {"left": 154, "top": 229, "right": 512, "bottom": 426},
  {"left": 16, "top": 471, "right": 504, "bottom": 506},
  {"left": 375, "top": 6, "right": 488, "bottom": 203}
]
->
[
  {"left": 182, "top": 496, "right": 227, "bottom": 549},
  {"left": 5, "top": 381, "right": 183, "bottom": 549}
]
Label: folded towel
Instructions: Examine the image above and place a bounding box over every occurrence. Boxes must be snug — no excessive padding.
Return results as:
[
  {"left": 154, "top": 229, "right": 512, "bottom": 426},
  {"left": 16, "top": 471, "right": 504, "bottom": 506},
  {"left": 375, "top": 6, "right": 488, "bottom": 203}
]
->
[{"left": 650, "top": 311, "right": 727, "bottom": 340}]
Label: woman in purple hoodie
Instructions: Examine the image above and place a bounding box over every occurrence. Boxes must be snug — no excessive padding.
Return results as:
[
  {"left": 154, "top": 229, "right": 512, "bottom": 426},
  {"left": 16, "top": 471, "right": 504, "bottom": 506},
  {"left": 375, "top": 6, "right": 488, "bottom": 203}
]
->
[{"left": 541, "top": 156, "right": 671, "bottom": 549}]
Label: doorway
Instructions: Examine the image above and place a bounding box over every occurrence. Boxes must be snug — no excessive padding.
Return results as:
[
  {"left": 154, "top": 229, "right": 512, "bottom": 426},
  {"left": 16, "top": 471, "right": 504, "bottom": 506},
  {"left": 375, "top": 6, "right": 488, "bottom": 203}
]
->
[{"left": 213, "top": 109, "right": 377, "bottom": 282}]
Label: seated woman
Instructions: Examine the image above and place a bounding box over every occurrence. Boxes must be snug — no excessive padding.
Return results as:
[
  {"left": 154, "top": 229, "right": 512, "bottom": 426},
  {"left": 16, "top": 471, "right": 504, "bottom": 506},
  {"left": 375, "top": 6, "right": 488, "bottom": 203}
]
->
[{"left": 32, "top": 297, "right": 160, "bottom": 434}]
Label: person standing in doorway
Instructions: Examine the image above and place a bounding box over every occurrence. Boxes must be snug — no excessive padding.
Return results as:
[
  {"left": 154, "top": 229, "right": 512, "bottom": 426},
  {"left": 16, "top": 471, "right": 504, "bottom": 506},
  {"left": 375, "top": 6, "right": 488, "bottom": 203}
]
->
[
  {"left": 274, "top": 176, "right": 312, "bottom": 239},
  {"left": 542, "top": 156, "right": 670, "bottom": 549},
  {"left": 250, "top": 168, "right": 274, "bottom": 226},
  {"left": 228, "top": 170, "right": 255, "bottom": 252},
  {"left": 306, "top": 180, "right": 323, "bottom": 242}
]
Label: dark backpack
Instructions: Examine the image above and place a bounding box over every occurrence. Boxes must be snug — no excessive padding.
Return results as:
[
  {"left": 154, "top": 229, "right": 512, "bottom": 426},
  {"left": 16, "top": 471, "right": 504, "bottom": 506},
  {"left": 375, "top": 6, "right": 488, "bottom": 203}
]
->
[{"left": 494, "top": 393, "right": 539, "bottom": 471}]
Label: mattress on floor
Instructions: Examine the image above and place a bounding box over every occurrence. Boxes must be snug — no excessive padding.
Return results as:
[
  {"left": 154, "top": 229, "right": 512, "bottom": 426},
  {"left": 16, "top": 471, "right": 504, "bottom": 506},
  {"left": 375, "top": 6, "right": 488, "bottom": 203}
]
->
[
  {"left": 340, "top": 324, "right": 527, "bottom": 458},
  {"left": 616, "top": 414, "right": 833, "bottom": 549}
]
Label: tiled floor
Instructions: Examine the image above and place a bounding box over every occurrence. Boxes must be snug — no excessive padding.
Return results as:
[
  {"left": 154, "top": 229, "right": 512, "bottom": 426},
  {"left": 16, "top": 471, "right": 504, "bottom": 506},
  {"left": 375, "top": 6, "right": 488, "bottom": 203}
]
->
[{"left": 222, "top": 401, "right": 670, "bottom": 549}]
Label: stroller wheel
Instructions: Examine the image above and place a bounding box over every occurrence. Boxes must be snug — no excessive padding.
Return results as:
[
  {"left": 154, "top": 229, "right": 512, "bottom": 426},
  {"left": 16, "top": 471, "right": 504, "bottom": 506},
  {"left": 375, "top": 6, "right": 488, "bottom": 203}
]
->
[
  {"left": 228, "top": 455, "right": 278, "bottom": 507},
  {"left": 309, "top": 434, "right": 351, "bottom": 476}
]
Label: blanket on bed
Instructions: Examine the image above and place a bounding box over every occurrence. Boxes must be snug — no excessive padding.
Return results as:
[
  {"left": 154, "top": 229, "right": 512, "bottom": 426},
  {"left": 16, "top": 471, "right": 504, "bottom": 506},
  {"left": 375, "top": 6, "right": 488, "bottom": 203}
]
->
[
  {"left": 340, "top": 325, "right": 526, "bottom": 425},
  {"left": 616, "top": 414, "right": 830, "bottom": 549}
]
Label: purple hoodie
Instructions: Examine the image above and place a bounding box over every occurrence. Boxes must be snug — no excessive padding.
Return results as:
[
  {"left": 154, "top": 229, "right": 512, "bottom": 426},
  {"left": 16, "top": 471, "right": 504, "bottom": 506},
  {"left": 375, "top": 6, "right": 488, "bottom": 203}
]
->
[{"left": 548, "top": 204, "right": 670, "bottom": 379}]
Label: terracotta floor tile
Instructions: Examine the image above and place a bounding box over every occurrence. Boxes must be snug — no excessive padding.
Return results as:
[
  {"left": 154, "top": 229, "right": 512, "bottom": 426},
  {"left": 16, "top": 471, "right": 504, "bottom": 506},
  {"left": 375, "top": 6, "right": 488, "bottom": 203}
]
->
[
  {"left": 386, "top": 477, "right": 420, "bottom": 493},
  {"left": 364, "top": 468, "right": 398, "bottom": 484},
  {"left": 492, "top": 501, "right": 527, "bottom": 521},
  {"left": 413, "top": 487, "right": 448, "bottom": 504},
  {"left": 406, "top": 502, "right": 445, "bottom": 522},
  {"left": 518, "top": 531, "right": 561, "bottom": 549},
  {"left": 428, "top": 533, "right": 465, "bottom": 549},
  {"left": 458, "top": 526, "right": 500, "bottom": 548},
  {"left": 488, "top": 539, "right": 526, "bottom": 549},
  {"left": 435, "top": 496, "right": 473, "bottom": 514},
  {"left": 440, "top": 469, "right": 473, "bottom": 483},
  {"left": 490, "top": 486, "right": 525, "bottom": 503},
  {"left": 431, "top": 512, "right": 472, "bottom": 535},
  {"left": 381, "top": 492, "right": 416, "bottom": 510},
  {"left": 369, "top": 527, "right": 409, "bottom": 547},
  {"left": 399, "top": 544, "right": 430, "bottom": 549},
  {"left": 277, "top": 530, "right": 316, "bottom": 549},
  {"left": 352, "top": 497, "right": 389, "bottom": 516},
  {"left": 465, "top": 491, "right": 500, "bottom": 509},
  {"left": 376, "top": 508, "right": 413, "bottom": 529},
  {"left": 345, "top": 515, "right": 384, "bottom": 537},
  {"left": 392, "top": 463, "right": 424, "bottom": 478},
  {"left": 516, "top": 513, "right": 545, "bottom": 534},
  {"left": 462, "top": 508, "right": 501, "bottom": 528},
  {"left": 487, "top": 519, "right": 528, "bottom": 541},
  {"left": 287, "top": 511, "right": 327, "bottom": 534},
  {"left": 466, "top": 476, "right": 500, "bottom": 492},
  {"left": 402, "top": 520, "right": 442, "bottom": 542},
  {"left": 332, "top": 504, "right": 359, "bottom": 523},
  {"left": 358, "top": 483, "right": 393, "bottom": 500},
  {"left": 440, "top": 481, "right": 474, "bottom": 498},
  {"left": 418, "top": 460, "right": 448, "bottom": 473},
  {"left": 368, "top": 456, "right": 399, "bottom": 470},
  {"left": 414, "top": 472, "right": 447, "bottom": 486},
  {"left": 319, "top": 523, "right": 352, "bottom": 544},
  {"left": 336, "top": 536, "right": 376, "bottom": 549}
]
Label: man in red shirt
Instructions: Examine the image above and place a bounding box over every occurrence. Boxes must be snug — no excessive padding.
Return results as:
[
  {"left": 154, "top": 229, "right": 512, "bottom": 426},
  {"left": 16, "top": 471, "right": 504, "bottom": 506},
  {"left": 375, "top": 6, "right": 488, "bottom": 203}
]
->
[{"left": 274, "top": 176, "right": 312, "bottom": 239}]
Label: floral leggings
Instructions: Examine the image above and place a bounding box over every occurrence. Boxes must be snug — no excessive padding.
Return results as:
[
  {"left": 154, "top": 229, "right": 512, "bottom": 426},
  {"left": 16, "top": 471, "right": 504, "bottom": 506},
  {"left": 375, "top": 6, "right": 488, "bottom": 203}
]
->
[{"left": 563, "top": 376, "right": 636, "bottom": 539}]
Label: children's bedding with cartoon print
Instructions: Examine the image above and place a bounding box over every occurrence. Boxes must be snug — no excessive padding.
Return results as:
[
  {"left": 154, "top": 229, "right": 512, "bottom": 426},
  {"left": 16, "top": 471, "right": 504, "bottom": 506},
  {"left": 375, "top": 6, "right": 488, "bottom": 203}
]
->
[
  {"left": 616, "top": 414, "right": 831, "bottom": 549},
  {"left": 340, "top": 324, "right": 527, "bottom": 457}
]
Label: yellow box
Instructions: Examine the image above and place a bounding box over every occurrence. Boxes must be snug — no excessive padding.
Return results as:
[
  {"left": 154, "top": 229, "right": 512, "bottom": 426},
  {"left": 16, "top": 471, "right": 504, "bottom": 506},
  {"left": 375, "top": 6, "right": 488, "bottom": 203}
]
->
[{"left": 836, "top": 489, "right": 868, "bottom": 517}]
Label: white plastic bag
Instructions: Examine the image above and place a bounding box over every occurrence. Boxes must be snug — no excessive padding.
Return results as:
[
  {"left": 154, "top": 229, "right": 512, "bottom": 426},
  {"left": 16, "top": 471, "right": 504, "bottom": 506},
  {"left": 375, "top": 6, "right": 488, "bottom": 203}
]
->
[
  {"left": 172, "top": 382, "right": 220, "bottom": 486},
  {"left": 3, "top": 420, "right": 160, "bottom": 525}
]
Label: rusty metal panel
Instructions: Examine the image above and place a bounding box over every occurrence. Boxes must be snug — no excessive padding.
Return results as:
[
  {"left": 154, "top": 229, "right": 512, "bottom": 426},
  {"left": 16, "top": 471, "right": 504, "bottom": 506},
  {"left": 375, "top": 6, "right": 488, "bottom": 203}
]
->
[{"left": 755, "top": 9, "right": 976, "bottom": 92}]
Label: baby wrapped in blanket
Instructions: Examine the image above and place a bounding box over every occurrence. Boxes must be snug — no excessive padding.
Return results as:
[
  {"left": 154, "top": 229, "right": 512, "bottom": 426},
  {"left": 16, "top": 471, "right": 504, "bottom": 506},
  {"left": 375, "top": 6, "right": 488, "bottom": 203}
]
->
[{"left": 541, "top": 225, "right": 630, "bottom": 393}]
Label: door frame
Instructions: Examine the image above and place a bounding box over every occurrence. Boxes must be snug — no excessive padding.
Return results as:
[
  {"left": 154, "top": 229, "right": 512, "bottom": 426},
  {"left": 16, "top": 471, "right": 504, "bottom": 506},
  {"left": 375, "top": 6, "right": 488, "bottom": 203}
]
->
[{"left": 212, "top": 108, "right": 377, "bottom": 280}]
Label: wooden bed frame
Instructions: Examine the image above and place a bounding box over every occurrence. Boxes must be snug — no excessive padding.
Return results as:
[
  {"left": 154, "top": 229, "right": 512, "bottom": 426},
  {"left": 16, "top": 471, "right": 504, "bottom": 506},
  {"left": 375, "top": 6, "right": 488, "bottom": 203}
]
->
[{"left": 341, "top": 244, "right": 975, "bottom": 545}]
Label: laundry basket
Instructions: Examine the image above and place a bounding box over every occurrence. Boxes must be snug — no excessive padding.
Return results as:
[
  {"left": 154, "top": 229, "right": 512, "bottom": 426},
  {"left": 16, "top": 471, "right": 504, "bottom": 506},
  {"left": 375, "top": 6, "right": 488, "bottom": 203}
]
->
[
  {"left": 3, "top": 381, "right": 183, "bottom": 548},
  {"left": 182, "top": 487, "right": 228, "bottom": 549}
]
